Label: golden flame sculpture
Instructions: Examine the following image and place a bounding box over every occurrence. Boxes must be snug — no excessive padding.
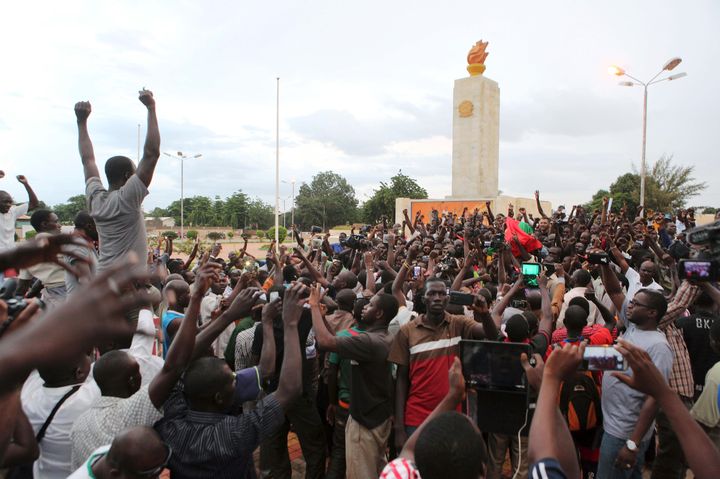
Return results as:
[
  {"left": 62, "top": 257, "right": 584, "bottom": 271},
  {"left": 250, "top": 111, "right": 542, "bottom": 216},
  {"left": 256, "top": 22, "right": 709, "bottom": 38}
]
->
[{"left": 467, "top": 40, "right": 489, "bottom": 76}]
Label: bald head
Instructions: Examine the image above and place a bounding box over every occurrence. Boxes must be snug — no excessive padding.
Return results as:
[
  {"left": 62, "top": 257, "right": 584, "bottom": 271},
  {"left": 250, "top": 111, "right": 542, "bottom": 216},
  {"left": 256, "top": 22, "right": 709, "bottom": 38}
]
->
[
  {"left": 106, "top": 426, "right": 168, "bottom": 475},
  {"left": 336, "top": 289, "right": 356, "bottom": 312}
]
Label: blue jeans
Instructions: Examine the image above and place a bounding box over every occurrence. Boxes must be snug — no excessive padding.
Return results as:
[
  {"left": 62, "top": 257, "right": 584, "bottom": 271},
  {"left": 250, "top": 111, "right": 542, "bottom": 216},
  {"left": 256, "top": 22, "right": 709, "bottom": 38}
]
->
[{"left": 597, "top": 432, "right": 650, "bottom": 479}]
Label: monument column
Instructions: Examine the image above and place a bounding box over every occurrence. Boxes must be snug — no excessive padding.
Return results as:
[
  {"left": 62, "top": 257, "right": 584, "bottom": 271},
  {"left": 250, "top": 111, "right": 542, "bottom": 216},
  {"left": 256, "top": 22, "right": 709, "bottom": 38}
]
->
[{"left": 450, "top": 40, "right": 500, "bottom": 198}]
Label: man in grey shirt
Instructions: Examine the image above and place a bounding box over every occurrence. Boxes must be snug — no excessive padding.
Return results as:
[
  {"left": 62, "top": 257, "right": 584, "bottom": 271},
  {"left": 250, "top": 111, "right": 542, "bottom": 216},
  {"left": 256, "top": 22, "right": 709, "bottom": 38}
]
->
[
  {"left": 74, "top": 90, "right": 160, "bottom": 270},
  {"left": 598, "top": 288, "right": 673, "bottom": 479}
]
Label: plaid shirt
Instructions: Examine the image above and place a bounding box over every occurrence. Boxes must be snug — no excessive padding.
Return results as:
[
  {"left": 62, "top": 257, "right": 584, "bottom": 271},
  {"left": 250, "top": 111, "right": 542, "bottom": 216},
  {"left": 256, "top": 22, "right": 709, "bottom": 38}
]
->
[{"left": 658, "top": 281, "right": 700, "bottom": 399}]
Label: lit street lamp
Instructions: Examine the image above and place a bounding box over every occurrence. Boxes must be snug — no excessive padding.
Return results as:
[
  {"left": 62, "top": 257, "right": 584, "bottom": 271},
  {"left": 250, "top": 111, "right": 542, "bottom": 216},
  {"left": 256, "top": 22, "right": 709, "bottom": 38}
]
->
[
  {"left": 162, "top": 151, "right": 202, "bottom": 238},
  {"left": 608, "top": 57, "right": 686, "bottom": 208}
]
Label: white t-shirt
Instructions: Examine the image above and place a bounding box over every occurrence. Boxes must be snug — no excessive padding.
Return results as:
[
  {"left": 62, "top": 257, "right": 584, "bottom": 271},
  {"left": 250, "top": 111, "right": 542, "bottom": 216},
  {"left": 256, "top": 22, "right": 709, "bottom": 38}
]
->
[
  {"left": 21, "top": 371, "right": 100, "bottom": 479},
  {"left": 67, "top": 445, "right": 110, "bottom": 479},
  {"left": 0, "top": 203, "right": 28, "bottom": 252},
  {"left": 625, "top": 267, "right": 664, "bottom": 300}
]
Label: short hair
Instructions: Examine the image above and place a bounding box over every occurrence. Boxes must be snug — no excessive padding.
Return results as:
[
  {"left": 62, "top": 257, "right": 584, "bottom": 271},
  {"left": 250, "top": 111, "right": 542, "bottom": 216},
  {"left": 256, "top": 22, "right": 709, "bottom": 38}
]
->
[
  {"left": 335, "top": 289, "right": 356, "bottom": 311},
  {"left": 105, "top": 156, "right": 135, "bottom": 184},
  {"left": 637, "top": 289, "right": 668, "bottom": 319},
  {"left": 94, "top": 350, "right": 133, "bottom": 392},
  {"left": 568, "top": 296, "right": 590, "bottom": 316},
  {"left": 282, "top": 265, "right": 298, "bottom": 283},
  {"left": 339, "top": 271, "right": 358, "bottom": 289},
  {"left": 523, "top": 311, "right": 539, "bottom": 335},
  {"left": 375, "top": 293, "right": 400, "bottom": 323},
  {"left": 73, "top": 211, "right": 93, "bottom": 229},
  {"left": 564, "top": 305, "right": 589, "bottom": 332},
  {"left": 183, "top": 357, "right": 230, "bottom": 401},
  {"left": 424, "top": 277, "right": 448, "bottom": 292},
  {"left": 505, "top": 314, "right": 529, "bottom": 342},
  {"left": 571, "top": 269, "right": 592, "bottom": 288},
  {"left": 30, "top": 209, "right": 53, "bottom": 231},
  {"left": 353, "top": 297, "right": 369, "bottom": 321},
  {"left": 526, "top": 290, "right": 542, "bottom": 310},
  {"left": 415, "top": 411, "right": 486, "bottom": 479}
]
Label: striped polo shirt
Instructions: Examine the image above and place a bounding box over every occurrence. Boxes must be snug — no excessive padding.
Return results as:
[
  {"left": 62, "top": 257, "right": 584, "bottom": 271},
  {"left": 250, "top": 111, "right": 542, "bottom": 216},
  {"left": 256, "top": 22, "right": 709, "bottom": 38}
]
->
[{"left": 388, "top": 312, "right": 478, "bottom": 427}]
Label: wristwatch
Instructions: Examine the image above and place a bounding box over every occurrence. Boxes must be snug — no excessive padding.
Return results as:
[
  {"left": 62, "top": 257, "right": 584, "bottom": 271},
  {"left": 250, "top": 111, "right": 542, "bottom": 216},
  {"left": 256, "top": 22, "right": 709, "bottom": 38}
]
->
[{"left": 625, "top": 439, "right": 638, "bottom": 452}]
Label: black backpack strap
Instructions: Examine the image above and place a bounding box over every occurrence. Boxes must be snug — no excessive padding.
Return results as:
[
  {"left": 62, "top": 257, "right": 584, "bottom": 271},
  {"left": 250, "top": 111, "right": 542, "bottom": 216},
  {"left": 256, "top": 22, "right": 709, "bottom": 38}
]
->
[{"left": 36, "top": 385, "right": 81, "bottom": 443}]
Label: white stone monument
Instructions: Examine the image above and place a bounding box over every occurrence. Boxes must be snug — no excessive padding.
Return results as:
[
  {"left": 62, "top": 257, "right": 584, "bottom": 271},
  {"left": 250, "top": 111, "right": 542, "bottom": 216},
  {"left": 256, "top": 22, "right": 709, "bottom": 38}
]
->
[{"left": 450, "top": 40, "right": 499, "bottom": 198}]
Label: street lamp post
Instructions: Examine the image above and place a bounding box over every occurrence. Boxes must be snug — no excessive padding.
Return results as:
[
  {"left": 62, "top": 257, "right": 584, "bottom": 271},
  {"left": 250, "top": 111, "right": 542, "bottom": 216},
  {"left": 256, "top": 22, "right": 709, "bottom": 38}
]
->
[
  {"left": 163, "top": 151, "right": 202, "bottom": 238},
  {"left": 608, "top": 58, "right": 686, "bottom": 208},
  {"left": 282, "top": 179, "right": 296, "bottom": 228}
]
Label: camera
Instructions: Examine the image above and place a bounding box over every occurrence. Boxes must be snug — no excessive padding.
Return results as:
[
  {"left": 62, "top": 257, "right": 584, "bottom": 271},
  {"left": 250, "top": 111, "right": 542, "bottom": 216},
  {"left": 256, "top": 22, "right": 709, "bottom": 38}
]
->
[
  {"left": 678, "top": 259, "right": 718, "bottom": 282},
  {"left": 449, "top": 291, "right": 474, "bottom": 306},
  {"left": 587, "top": 252, "right": 610, "bottom": 265},
  {"left": 345, "top": 234, "right": 367, "bottom": 250},
  {"left": 0, "top": 279, "right": 35, "bottom": 337},
  {"left": 489, "top": 234, "right": 505, "bottom": 249},
  {"left": 310, "top": 226, "right": 322, "bottom": 234}
]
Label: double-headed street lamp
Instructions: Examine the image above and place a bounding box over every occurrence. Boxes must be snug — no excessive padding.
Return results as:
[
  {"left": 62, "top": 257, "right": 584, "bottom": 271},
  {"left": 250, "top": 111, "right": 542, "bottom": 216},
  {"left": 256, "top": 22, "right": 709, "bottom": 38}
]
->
[
  {"left": 162, "top": 151, "right": 202, "bottom": 238},
  {"left": 608, "top": 58, "right": 687, "bottom": 208}
]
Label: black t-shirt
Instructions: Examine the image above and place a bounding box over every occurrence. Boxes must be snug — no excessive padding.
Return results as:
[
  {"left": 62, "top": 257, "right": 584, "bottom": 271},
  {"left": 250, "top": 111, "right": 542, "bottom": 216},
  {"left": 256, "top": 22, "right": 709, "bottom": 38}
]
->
[
  {"left": 251, "top": 309, "right": 315, "bottom": 394},
  {"left": 677, "top": 312, "right": 720, "bottom": 396},
  {"left": 335, "top": 326, "right": 394, "bottom": 429}
]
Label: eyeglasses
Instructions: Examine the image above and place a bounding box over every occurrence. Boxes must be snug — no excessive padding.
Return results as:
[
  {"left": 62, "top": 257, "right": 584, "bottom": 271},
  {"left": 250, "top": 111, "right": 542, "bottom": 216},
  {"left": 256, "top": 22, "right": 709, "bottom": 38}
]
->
[
  {"left": 133, "top": 445, "right": 172, "bottom": 477},
  {"left": 628, "top": 299, "right": 652, "bottom": 309}
]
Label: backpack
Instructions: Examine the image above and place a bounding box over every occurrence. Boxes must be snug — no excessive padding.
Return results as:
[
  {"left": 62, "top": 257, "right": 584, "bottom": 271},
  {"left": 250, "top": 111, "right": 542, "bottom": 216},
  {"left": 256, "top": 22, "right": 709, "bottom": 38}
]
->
[{"left": 558, "top": 371, "right": 602, "bottom": 433}]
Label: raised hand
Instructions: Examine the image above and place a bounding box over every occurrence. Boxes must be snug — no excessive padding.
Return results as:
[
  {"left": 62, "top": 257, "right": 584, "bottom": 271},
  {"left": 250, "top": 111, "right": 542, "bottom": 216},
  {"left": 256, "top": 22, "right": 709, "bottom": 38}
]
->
[
  {"left": 520, "top": 352, "right": 544, "bottom": 391},
  {"left": 447, "top": 357, "right": 466, "bottom": 400},
  {"left": 191, "top": 262, "right": 222, "bottom": 297},
  {"left": 5, "top": 234, "right": 93, "bottom": 278},
  {"left": 138, "top": 88, "right": 155, "bottom": 108},
  {"left": 0, "top": 170, "right": 4, "bottom": 179},
  {"left": 15, "top": 175, "right": 29, "bottom": 186},
  {"left": 283, "top": 283, "right": 308, "bottom": 328},
  {"left": 537, "top": 271, "right": 548, "bottom": 289},
  {"left": 544, "top": 342, "right": 585, "bottom": 381},
  {"left": 262, "top": 299, "right": 282, "bottom": 324},
  {"left": 470, "top": 292, "right": 489, "bottom": 315},
  {"left": 74, "top": 101, "right": 92, "bottom": 122},
  {"left": 308, "top": 283, "right": 324, "bottom": 308},
  {"left": 225, "top": 287, "right": 260, "bottom": 320}
]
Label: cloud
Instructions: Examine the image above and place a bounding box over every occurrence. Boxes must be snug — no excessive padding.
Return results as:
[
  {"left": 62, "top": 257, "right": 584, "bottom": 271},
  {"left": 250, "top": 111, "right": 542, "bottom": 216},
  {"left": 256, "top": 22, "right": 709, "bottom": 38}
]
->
[{"left": 502, "top": 89, "right": 637, "bottom": 141}]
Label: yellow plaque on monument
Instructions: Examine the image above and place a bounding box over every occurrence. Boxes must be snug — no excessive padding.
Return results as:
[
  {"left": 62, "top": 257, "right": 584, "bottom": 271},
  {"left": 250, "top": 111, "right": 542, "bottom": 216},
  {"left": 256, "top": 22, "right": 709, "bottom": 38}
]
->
[{"left": 458, "top": 100, "right": 474, "bottom": 118}]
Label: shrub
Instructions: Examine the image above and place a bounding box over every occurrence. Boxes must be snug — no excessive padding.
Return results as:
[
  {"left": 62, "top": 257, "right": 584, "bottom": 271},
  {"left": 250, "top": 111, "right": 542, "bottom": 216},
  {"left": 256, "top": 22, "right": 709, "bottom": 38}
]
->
[
  {"left": 266, "top": 226, "right": 288, "bottom": 243},
  {"left": 25, "top": 230, "right": 37, "bottom": 240},
  {"left": 227, "top": 231, "right": 235, "bottom": 239},
  {"left": 186, "top": 230, "right": 199, "bottom": 240},
  {"left": 206, "top": 231, "right": 225, "bottom": 241},
  {"left": 256, "top": 230, "right": 265, "bottom": 239},
  {"left": 162, "top": 231, "right": 178, "bottom": 240}
]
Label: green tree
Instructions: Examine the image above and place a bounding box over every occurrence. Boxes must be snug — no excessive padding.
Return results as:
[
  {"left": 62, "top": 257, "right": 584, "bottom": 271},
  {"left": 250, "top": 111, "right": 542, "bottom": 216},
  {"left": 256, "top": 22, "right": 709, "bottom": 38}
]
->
[
  {"left": 701, "top": 207, "right": 717, "bottom": 214},
  {"left": 267, "top": 226, "right": 288, "bottom": 243},
  {"left": 186, "top": 230, "right": 199, "bottom": 240},
  {"left": 246, "top": 199, "right": 274, "bottom": 230},
  {"left": 584, "top": 189, "right": 611, "bottom": 213},
  {"left": 295, "top": 171, "right": 358, "bottom": 229},
  {"left": 53, "top": 195, "right": 87, "bottom": 223},
  {"left": 162, "top": 231, "right": 178, "bottom": 240},
  {"left": 363, "top": 171, "right": 428, "bottom": 222},
  {"left": 586, "top": 155, "right": 706, "bottom": 214}
]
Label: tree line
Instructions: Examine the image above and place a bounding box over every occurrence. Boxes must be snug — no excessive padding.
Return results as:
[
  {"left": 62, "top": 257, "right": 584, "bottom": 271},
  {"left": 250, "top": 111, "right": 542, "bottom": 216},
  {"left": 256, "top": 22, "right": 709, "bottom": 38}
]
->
[{"left": 46, "top": 155, "right": 710, "bottom": 231}]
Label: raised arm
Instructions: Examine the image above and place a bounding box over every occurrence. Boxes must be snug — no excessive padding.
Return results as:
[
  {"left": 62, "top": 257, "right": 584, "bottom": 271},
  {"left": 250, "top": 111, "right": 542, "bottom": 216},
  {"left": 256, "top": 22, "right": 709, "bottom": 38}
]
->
[
  {"left": 534, "top": 190, "right": 549, "bottom": 219},
  {"left": 257, "top": 301, "right": 280, "bottom": 380},
  {"left": 294, "top": 247, "right": 330, "bottom": 287},
  {"left": 599, "top": 263, "right": 626, "bottom": 316},
  {"left": 537, "top": 273, "right": 555, "bottom": 336},
  {"left": 134, "top": 90, "right": 161, "bottom": 187},
  {"left": 183, "top": 238, "right": 200, "bottom": 270},
  {"left": 14, "top": 176, "right": 38, "bottom": 211},
  {"left": 274, "top": 283, "right": 304, "bottom": 409},
  {"left": 149, "top": 262, "right": 220, "bottom": 408},
  {"left": 74, "top": 101, "right": 100, "bottom": 181}
]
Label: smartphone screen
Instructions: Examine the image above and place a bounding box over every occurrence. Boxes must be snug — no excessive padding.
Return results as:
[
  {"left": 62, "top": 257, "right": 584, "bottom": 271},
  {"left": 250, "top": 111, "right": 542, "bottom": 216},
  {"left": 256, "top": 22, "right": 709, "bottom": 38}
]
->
[
  {"left": 582, "top": 346, "right": 627, "bottom": 371},
  {"left": 413, "top": 265, "right": 421, "bottom": 279},
  {"left": 269, "top": 291, "right": 279, "bottom": 302},
  {"left": 681, "top": 260, "right": 712, "bottom": 280},
  {"left": 522, "top": 263, "right": 541, "bottom": 287}
]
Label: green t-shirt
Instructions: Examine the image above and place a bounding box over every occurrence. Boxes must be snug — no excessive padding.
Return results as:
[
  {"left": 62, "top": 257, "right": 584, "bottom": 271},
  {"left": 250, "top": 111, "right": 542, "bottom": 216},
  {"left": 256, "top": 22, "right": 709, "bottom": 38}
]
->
[{"left": 328, "top": 326, "right": 364, "bottom": 404}]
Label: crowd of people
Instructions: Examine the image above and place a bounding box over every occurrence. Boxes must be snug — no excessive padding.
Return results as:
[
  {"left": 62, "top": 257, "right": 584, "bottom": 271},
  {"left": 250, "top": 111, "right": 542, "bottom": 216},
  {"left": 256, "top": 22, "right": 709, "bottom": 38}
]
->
[{"left": 1, "top": 90, "right": 720, "bottom": 479}]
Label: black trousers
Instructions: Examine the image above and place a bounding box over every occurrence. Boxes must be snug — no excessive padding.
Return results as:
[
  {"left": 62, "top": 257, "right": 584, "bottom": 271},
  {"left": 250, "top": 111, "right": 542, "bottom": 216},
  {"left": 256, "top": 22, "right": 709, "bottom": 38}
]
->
[
  {"left": 260, "top": 394, "right": 327, "bottom": 479},
  {"left": 326, "top": 406, "right": 349, "bottom": 479}
]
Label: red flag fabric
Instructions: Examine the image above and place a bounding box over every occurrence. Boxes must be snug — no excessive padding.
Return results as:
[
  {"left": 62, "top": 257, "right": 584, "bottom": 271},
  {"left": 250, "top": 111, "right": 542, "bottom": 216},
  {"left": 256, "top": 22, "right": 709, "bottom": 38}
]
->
[{"left": 504, "top": 217, "right": 543, "bottom": 257}]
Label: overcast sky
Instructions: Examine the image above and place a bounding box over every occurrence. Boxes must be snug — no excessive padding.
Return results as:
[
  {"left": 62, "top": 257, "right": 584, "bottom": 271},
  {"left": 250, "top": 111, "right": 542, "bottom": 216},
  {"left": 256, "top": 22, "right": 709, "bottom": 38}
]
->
[{"left": 2, "top": 0, "right": 718, "bottom": 213}]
